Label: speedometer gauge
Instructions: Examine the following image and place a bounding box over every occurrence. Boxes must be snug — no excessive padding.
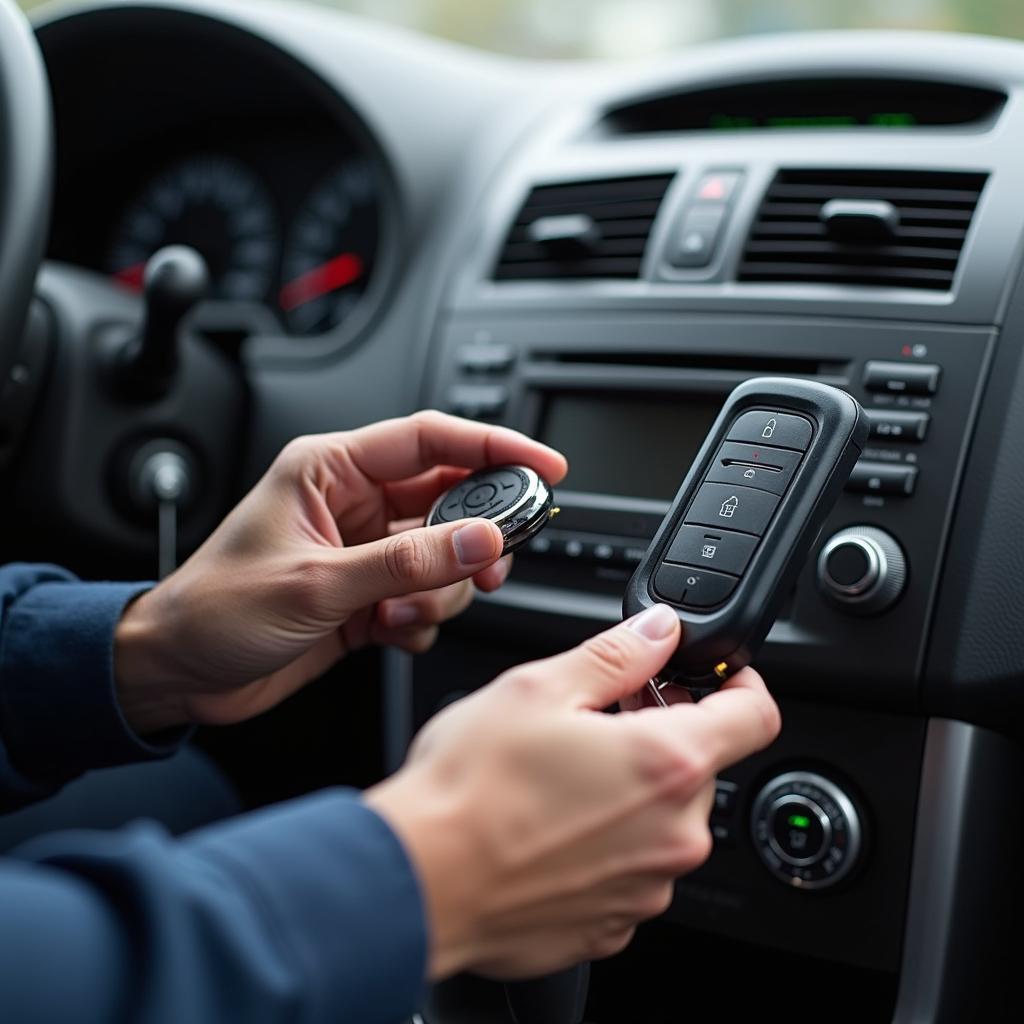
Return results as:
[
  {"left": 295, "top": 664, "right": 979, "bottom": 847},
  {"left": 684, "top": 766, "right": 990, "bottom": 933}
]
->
[
  {"left": 278, "top": 160, "right": 379, "bottom": 335},
  {"left": 107, "top": 155, "right": 278, "bottom": 302}
]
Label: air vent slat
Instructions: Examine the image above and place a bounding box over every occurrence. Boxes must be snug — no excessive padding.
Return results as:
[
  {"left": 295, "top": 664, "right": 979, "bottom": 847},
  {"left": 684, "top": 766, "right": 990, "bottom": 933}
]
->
[
  {"left": 751, "top": 223, "right": 967, "bottom": 244},
  {"left": 738, "top": 262, "right": 955, "bottom": 288},
  {"left": 739, "top": 169, "right": 987, "bottom": 291},
  {"left": 513, "top": 199, "right": 664, "bottom": 224},
  {"left": 494, "top": 174, "right": 673, "bottom": 282}
]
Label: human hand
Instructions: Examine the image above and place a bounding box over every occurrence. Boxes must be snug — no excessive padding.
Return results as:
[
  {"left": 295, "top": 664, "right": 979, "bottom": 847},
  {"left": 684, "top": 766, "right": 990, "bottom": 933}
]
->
[
  {"left": 114, "top": 411, "right": 567, "bottom": 732},
  {"left": 364, "top": 605, "right": 781, "bottom": 980}
]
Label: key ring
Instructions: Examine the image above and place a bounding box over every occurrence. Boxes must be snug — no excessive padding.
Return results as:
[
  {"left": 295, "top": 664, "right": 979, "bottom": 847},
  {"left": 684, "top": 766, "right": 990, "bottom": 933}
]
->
[{"left": 646, "top": 673, "right": 720, "bottom": 706}]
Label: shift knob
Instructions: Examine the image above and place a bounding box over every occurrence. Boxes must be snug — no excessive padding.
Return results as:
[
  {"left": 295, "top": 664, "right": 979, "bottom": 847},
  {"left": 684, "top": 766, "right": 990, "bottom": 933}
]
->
[{"left": 112, "top": 245, "right": 209, "bottom": 398}]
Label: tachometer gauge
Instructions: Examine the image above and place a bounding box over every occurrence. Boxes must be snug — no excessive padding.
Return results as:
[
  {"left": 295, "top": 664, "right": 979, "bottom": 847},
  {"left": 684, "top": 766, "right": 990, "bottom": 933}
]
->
[
  {"left": 278, "top": 160, "right": 379, "bottom": 335},
  {"left": 107, "top": 155, "right": 278, "bottom": 303}
]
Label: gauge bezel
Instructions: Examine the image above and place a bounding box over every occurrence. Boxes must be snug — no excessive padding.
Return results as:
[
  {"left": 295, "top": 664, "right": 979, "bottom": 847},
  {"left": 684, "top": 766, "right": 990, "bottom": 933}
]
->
[{"left": 36, "top": 4, "right": 404, "bottom": 364}]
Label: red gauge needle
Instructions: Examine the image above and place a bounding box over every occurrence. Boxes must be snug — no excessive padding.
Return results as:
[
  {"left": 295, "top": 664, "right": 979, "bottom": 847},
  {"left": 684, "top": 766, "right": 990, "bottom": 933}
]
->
[
  {"left": 278, "top": 252, "right": 364, "bottom": 311},
  {"left": 113, "top": 261, "right": 146, "bottom": 291}
]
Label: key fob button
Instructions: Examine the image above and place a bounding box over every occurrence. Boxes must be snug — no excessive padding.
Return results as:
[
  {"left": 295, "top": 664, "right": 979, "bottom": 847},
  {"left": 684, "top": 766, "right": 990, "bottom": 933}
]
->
[
  {"left": 705, "top": 441, "right": 802, "bottom": 496},
  {"left": 654, "top": 563, "right": 737, "bottom": 608},
  {"left": 685, "top": 482, "right": 780, "bottom": 536},
  {"left": 666, "top": 524, "right": 758, "bottom": 576},
  {"left": 727, "top": 410, "right": 813, "bottom": 451},
  {"left": 681, "top": 570, "right": 739, "bottom": 608},
  {"left": 464, "top": 482, "right": 498, "bottom": 509}
]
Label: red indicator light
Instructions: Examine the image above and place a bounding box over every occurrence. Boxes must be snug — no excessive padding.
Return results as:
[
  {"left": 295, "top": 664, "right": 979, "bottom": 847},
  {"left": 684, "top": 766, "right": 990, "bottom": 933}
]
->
[{"left": 698, "top": 177, "right": 727, "bottom": 201}]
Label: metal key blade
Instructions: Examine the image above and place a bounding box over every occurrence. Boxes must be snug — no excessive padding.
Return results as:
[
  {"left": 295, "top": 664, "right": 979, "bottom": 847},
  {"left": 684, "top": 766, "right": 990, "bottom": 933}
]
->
[{"left": 647, "top": 677, "right": 669, "bottom": 708}]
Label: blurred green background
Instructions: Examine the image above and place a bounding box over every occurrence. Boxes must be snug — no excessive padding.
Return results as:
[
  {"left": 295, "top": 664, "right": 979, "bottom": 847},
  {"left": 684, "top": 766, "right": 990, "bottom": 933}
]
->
[{"left": 19, "top": 0, "right": 1024, "bottom": 57}]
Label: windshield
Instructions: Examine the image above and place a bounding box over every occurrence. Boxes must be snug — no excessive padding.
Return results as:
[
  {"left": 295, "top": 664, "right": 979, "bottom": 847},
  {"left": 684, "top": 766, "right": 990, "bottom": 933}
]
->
[{"left": 18, "top": 0, "right": 1024, "bottom": 57}]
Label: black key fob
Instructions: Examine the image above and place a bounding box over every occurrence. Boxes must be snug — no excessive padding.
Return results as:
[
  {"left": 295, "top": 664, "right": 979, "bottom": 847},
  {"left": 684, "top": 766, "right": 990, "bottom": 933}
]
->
[
  {"left": 427, "top": 465, "right": 556, "bottom": 555},
  {"left": 623, "top": 377, "right": 867, "bottom": 684}
]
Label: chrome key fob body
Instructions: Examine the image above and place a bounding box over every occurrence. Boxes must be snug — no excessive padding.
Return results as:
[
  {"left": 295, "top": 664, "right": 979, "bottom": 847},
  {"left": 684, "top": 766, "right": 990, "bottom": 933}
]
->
[{"left": 427, "top": 464, "right": 555, "bottom": 555}]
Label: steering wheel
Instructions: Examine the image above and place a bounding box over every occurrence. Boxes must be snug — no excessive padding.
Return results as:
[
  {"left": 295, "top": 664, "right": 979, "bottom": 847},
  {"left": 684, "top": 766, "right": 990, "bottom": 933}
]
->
[{"left": 0, "top": 0, "right": 50, "bottom": 394}]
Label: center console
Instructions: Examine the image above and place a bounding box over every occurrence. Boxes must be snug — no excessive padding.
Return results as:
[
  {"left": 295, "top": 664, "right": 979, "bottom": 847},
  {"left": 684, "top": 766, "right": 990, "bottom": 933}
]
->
[{"left": 387, "top": 33, "right": 1024, "bottom": 1024}]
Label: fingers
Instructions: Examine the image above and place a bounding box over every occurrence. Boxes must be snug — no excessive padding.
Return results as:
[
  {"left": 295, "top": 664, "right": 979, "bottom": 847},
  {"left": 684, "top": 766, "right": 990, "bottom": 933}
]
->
[
  {"left": 638, "top": 666, "right": 781, "bottom": 776},
  {"left": 508, "top": 605, "right": 681, "bottom": 711},
  {"left": 377, "top": 579, "right": 476, "bottom": 632},
  {"left": 332, "top": 518, "right": 504, "bottom": 608},
  {"left": 344, "top": 410, "right": 568, "bottom": 487},
  {"left": 472, "top": 554, "right": 512, "bottom": 592},
  {"left": 383, "top": 466, "right": 472, "bottom": 521}
]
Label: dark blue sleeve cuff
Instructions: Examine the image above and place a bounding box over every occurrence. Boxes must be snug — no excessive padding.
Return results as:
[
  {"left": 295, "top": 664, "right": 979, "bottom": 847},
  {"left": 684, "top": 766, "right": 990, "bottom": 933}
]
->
[{"left": 0, "top": 572, "right": 186, "bottom": 792}]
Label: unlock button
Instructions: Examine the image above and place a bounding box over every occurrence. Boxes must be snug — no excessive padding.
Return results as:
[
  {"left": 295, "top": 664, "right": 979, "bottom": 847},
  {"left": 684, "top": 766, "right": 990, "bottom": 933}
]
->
[{"left": 727, "top": 410, "right": 813, "bottom": 451}]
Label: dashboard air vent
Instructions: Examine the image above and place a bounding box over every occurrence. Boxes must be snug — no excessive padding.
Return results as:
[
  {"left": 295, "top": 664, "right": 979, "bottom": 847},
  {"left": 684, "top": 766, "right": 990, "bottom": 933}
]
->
[
  {"left": 738, "top": 169, "right": 988, "bottom": 290},
  {"left": 494, "top": 174, "right": 674, "bottom": 281}
]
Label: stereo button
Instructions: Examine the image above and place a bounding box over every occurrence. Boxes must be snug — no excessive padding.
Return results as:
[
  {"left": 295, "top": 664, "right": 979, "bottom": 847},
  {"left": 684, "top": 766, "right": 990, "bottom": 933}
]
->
[
  {"left": 685, "top": 482, "right": 780, "bottom": 535},
  {"left": 727, "top": 410, "right": 813, "bottom": 451},
  {"left": 846, "top": 462, "right": 918, "bottom": 496},
  {"left": 669, "top": 205, "right": 727, "bottom": 267},
  {"left": 666, "top": 524, "right": 758, "bottom": 576},
  {"left": 863, "top": 361, "right": 941, "bottom": 396},
  {"left": 864, "top": 409, "right": 929, "bottom": 442}
]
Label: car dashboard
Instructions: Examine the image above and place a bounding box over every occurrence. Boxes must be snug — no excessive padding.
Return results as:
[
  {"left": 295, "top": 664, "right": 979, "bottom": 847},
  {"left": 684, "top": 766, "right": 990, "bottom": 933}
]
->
[{"left": 21, "top": 2, "right": 1024, "bottom": 1021}]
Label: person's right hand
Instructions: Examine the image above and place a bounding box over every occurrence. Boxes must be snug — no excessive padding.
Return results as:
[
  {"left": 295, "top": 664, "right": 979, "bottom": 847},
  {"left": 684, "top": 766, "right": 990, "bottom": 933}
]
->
[{"left": 364, "top": 604, "right": 781, "bottom": 981}]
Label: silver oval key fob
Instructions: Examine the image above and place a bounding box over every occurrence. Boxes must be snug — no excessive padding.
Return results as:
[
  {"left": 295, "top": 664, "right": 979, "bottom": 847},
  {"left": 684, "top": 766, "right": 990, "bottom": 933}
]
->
[{"left": 427, "top": 465, "right": 557, "bottom": 554}]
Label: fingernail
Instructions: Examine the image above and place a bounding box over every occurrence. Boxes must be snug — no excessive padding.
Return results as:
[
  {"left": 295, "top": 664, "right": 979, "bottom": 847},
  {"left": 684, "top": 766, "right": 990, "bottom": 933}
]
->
[
  {"left": 386, "top": 601, "right": 420, "bottom": 628},
  {"left": 454, "top": 521, "right": 498, "bottom": 565},
  {"left": 626, "top": 604, "right": 678, "bottom": 641}
]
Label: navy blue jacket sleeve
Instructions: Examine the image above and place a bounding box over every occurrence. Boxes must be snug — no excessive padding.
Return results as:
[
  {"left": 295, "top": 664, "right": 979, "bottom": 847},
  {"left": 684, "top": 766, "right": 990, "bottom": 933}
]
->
[
  {"left": 0, "top": 561, "right": 429, "bottom": 1021},
  {"left": 0, "top": 563, "right": 181, "bottom": 810},
  {"left": 5, "top": 789, "right": 428, "bottom": 1024}
]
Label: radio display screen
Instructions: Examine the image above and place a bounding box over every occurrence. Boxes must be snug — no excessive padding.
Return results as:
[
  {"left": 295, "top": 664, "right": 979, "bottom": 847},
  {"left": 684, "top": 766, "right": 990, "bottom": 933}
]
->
[{"left": 539, "top": 392, "right": 723, "bottom": 501}]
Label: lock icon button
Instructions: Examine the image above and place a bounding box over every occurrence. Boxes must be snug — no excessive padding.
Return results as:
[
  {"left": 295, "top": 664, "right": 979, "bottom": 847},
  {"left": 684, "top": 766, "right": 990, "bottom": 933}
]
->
[{"left": 761, "top": 417, "right": 777, "bottom": 439}]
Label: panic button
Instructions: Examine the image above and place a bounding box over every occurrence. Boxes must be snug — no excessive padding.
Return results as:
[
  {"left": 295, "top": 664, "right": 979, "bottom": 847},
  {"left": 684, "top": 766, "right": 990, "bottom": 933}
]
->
[{"left": 727, "top": 410, "right": 813, "bottom": 452}]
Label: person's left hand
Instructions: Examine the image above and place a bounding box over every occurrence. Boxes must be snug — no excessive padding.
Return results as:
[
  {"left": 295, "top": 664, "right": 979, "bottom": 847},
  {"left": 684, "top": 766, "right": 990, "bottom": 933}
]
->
[{"left": 114, "top": 411, "right": 567, "bottom": 733}]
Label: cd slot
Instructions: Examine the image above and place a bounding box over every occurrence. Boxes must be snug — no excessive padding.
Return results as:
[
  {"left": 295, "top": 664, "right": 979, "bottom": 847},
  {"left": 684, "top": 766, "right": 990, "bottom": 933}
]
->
[{"left": 535, "top": 350, "right": 848, "bottom": 377}]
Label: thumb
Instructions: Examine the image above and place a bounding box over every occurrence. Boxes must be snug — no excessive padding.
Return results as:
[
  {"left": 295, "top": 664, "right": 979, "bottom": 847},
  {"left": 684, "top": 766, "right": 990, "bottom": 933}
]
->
[
  {"left": 529, "top": 605, "right": 681, "bottom": 711},
  {"left": 333, "top": 518, "right": 504, "bottom": 607}
]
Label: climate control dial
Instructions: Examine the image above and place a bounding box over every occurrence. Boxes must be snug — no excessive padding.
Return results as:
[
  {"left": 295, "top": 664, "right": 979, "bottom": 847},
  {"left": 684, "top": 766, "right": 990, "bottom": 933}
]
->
[{"left": 750, "top": 771, "right": 862, "bottom": 889}]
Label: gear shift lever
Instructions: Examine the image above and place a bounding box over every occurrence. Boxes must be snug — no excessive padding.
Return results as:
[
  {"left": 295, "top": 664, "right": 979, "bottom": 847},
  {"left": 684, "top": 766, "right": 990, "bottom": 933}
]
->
[{"left": 111, "top": 245, "right": 209, "bottom": 399}]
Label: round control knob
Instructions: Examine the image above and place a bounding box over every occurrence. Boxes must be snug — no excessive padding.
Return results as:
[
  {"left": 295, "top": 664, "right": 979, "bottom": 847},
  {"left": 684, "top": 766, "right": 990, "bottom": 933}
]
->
[
  {"left": 751, "top": 771, "right": 863, "bottom": 889},
  {"left": 817, "top": 525, "right": 907, "bottom": 614}
]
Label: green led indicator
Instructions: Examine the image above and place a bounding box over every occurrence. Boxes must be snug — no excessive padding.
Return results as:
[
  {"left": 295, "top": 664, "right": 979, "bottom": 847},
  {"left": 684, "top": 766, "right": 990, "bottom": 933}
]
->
[{"left": 787, "top": 814, "right": 811, "bottom": 829}]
